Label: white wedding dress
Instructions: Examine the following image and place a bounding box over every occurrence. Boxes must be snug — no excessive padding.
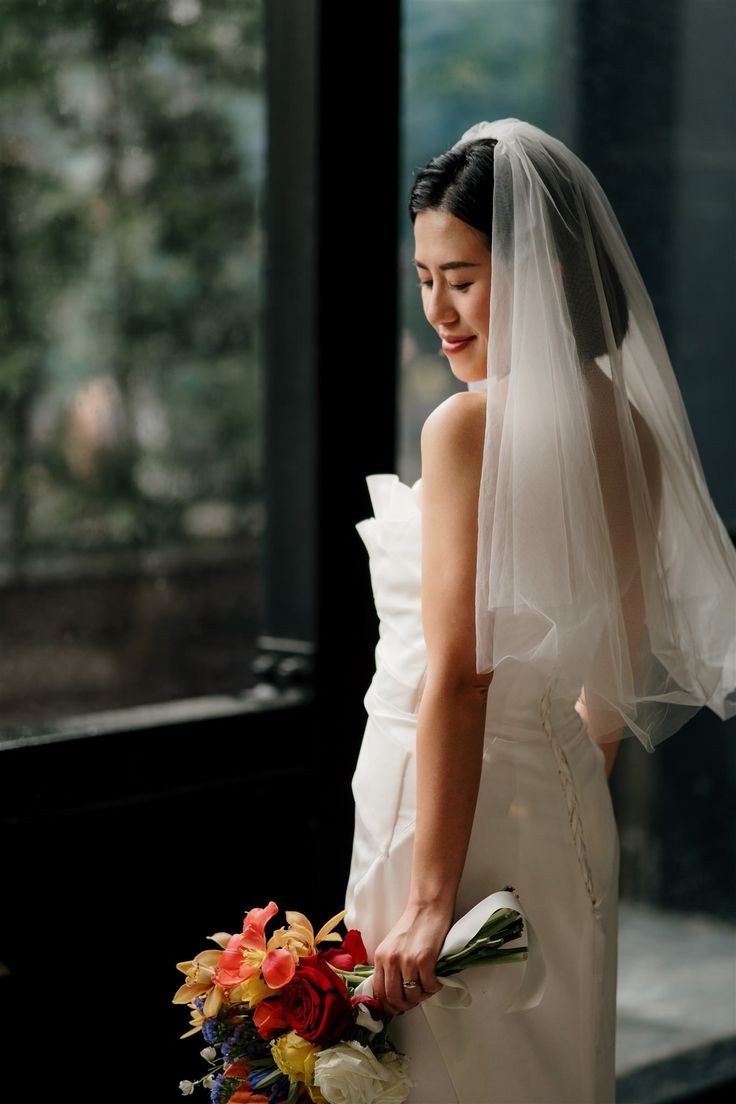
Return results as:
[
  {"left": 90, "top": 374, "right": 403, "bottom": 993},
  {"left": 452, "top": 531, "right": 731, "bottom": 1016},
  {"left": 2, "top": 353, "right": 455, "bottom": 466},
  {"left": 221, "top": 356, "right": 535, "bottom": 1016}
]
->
[{"left": 343, "top": 473, "right": 620, "bottom": 1104}]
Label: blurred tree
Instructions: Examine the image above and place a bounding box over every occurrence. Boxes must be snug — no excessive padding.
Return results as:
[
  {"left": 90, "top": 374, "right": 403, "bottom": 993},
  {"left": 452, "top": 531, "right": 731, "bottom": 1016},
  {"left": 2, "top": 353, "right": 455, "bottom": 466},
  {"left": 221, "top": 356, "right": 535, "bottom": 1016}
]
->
[{"left": 0, "top": 0, "right": 264, "bottom": 570}]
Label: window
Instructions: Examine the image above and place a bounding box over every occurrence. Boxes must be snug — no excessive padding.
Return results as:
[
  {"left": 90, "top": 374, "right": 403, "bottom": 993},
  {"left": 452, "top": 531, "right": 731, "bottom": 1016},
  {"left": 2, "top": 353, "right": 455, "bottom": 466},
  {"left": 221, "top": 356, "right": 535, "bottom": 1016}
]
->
[
  {"left": 0, "top": 0, "right": 266, "bottom": 727},
  {"left": 398, "top": 0, "right": 561, "bottom": 477},
  {"left": 399, "top": 2, "right": 736, "bottom": 1098}
]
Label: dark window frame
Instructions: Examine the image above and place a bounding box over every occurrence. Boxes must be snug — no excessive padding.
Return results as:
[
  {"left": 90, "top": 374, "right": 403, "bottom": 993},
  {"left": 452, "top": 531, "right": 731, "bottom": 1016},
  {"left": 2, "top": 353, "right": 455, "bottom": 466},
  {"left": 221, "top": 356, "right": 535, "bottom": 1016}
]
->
[{"left": 0, "top": 0, "right": 402, "bottom": 778}]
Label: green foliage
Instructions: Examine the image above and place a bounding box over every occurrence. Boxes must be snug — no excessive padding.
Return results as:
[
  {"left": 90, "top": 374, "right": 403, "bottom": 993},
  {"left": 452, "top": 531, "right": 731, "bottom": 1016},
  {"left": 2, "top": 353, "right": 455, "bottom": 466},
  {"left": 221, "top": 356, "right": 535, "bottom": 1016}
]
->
[{"left": 0, "top": 0, "right": 264, "bottom": 563}]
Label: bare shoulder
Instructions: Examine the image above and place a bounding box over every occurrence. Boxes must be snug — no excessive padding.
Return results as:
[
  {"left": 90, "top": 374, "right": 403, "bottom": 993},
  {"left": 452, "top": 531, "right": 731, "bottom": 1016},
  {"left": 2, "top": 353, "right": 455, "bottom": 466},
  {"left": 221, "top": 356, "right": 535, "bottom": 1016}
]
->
[
  {"left": 419, "top": 389, "right": 491, "bottom": 689},
  {"left": 419, "top": 392, "right": 486, "bottom": 581},
  {"left": 420, "top": 390, "right": 486, "bottom": 476}
]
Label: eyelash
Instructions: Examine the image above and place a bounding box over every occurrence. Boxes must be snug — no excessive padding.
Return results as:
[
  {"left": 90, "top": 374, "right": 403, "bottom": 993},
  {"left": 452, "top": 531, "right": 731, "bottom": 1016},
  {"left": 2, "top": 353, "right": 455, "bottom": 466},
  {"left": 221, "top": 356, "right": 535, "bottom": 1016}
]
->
[{"left": 416, "top": 281, "right": 472, "bottom": 292}]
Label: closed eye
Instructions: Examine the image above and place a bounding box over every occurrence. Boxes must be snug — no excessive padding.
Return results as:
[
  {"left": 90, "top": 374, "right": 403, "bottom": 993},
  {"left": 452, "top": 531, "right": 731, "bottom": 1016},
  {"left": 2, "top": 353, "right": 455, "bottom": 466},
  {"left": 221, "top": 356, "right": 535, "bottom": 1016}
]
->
[{"left": 417, "top": 281, "right": 472, "bottom": 291}]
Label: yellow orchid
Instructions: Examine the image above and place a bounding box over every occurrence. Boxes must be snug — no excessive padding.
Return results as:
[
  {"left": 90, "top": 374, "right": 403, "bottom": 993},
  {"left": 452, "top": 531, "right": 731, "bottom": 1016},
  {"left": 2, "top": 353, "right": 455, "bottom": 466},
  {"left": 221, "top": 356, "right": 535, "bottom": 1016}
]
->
[
  {"left": 267, "top": 908, "right": 348, "bottom": 959},
  {"left": 312, "top": 908, "right": 348, "bottom": 948},
  {"left": 173, "top": 940, "right": 229, "bottom": 1019},
  {"left": 179, "top": 1000, "right": 207, "bottom": 1040},
  {"left": 208, "top": 931, "right": 234, "bottom": 949},
  {"left": 229, "top": 971, "right": 278, "bottom": 1009}
]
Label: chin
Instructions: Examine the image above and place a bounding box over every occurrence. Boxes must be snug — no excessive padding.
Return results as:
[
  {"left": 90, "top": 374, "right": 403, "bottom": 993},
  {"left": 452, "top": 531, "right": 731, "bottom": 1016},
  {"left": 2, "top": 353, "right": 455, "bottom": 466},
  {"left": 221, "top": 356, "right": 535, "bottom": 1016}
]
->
[
  {"left": 451, "top": 362, "right": 486, "bottom": 386},
  {"left": 455, "top": 350, "right": 484, "bottom": 376}
]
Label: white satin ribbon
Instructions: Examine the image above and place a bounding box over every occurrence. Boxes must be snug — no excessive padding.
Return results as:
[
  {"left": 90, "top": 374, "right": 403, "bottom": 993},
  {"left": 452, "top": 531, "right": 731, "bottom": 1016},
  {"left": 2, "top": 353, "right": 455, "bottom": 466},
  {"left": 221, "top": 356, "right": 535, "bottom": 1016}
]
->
[
  {"left": 351, "top": 889, "right": 546, "bottom": 1033},
  {"left": 430, "top": 888, "right": 546, "bottom": 1012}
]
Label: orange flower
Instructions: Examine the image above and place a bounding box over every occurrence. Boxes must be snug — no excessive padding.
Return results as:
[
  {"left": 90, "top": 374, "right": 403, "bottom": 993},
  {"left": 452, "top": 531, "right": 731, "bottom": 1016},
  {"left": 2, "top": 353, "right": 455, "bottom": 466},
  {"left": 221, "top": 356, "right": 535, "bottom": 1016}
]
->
[
  {"left": 227, "top": 1089, "right": 270, "bottom": 1103},
  {"left": 210, "top": 903, "right": 351, "bottom": 1009},
  {"left": 213, "top": 902, "right": 291, "bottom": 992}
]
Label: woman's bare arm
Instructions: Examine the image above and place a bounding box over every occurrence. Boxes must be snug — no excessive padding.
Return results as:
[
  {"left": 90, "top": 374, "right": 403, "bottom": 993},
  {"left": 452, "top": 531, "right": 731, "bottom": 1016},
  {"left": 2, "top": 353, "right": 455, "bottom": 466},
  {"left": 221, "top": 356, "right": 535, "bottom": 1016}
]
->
[
  {"left": 408, "top": 391, "right": 493, "bottom": 914},
  {"left": 575, "top": 689, "right": 621, "bottom": 778}
]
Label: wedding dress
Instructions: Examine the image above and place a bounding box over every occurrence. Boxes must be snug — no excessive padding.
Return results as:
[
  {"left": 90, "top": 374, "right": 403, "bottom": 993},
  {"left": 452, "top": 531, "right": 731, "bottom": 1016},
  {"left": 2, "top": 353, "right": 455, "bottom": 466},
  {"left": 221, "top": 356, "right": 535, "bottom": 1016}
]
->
[{"left": 343, "top": 470, "right": 620, "bottom": 1104}]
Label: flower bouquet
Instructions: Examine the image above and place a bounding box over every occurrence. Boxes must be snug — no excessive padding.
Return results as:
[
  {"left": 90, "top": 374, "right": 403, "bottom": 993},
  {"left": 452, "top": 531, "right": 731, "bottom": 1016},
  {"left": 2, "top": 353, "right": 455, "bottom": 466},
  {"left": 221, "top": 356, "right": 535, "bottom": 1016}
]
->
[{"left": 173, "top": 888, "right": 544, "bottom": 1104}]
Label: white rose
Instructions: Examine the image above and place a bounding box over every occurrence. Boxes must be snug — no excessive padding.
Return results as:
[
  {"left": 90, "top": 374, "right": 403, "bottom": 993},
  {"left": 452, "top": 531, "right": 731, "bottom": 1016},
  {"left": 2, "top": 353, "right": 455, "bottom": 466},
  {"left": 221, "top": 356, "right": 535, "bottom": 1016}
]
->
[
  {"left": 200, "top": 1046, "right": 217, "bottom": 1062},
  {"left": 178, "top": 1081, "right": 195, "bottom": 1096},
  {"left": 313, "top": 1040, "right": 415, "bottom": 1104},
  {"left": 373, "top": 1050, "right": 416, "bottom": 1103}
]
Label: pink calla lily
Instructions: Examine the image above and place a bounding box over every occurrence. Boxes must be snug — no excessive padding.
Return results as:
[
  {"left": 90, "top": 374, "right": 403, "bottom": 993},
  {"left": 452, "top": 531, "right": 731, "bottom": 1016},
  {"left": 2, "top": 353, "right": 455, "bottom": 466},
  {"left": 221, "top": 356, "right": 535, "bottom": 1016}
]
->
[
  {"left": 242, "top": 901, "right": 280, "bottom": 952},
  {"left": 261, "top": 947, "right": 296, "bottom": 989},
  {"left": 214, "top": 933, "right": 259, "bottom": 988},
  {"left": 213, "top": 901, "right": 281, "bottom": 989}
]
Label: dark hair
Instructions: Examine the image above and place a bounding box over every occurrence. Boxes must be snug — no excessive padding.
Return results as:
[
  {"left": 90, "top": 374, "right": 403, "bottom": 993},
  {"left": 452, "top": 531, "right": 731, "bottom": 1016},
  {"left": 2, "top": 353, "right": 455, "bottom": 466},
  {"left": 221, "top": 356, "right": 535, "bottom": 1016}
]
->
[
  {"left": 409, "top": 137, "right": 498, "bottom": 250},
  {"left": 408, "top": 137, "right": 629, "bottom": 361}
]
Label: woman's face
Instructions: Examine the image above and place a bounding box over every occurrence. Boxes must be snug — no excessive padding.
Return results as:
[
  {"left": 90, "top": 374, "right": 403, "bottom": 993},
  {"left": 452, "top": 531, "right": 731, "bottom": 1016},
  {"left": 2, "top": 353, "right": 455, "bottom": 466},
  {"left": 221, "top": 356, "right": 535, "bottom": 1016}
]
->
[{"left": 413, "top": 208, "right": 491, "bottom": 385}]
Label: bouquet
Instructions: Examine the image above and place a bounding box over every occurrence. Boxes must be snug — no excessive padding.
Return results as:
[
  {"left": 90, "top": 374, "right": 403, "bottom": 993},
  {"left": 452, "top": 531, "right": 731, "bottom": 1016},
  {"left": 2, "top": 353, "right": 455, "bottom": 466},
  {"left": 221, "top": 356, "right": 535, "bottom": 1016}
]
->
[{"left": 173, "top": 887, "right": 543, "bottom": 1104}]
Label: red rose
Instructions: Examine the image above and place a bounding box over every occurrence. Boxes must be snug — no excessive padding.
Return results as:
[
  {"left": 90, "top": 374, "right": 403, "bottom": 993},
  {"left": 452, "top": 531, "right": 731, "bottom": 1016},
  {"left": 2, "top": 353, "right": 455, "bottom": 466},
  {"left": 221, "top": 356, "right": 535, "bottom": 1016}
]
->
[
  {"left": 279, "top": 954, "right": 354, "bottom": 1046},
  {"left": 320, "top": 928, "right": 369, "bottom": 971},
  {"left": 253, "top": 996, "right": 290, "bottom": 1040}
]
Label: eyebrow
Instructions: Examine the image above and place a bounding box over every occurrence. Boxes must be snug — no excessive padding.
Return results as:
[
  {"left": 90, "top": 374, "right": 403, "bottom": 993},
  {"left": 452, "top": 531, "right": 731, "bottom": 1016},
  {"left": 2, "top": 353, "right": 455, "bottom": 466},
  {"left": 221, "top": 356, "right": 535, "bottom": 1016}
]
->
[{"left": 412, "top": 259, "right": 482, "bottom": 271}]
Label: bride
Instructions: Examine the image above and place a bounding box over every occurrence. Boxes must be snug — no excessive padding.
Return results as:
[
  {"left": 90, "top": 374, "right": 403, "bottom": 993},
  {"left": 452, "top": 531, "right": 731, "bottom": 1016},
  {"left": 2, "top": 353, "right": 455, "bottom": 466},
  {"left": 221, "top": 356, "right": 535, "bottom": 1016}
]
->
[{"left": 343, "top": 119, "right": 736, "bottom": 1103}]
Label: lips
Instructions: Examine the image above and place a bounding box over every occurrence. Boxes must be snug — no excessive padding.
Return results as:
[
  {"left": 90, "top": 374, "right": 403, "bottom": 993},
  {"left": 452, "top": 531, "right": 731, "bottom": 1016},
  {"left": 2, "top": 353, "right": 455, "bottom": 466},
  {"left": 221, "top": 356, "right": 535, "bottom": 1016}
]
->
[{"left": 441, "top": 335, "right": 476, "bottom": 354}]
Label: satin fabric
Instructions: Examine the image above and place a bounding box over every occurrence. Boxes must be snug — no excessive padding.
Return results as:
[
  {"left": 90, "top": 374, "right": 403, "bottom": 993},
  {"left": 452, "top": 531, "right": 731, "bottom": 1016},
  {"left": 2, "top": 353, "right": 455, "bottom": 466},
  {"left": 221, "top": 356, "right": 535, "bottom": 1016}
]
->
[{"left": 344, "top": 473, "right": 620, "bottom": 1103}]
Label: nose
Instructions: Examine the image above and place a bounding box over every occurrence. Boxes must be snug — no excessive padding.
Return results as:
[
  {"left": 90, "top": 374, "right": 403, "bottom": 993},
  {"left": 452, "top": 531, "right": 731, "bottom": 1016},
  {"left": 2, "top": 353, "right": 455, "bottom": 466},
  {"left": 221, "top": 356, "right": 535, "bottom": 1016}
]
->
[{"left": 423, "top": 283, "right": 460, "bottom": 328}]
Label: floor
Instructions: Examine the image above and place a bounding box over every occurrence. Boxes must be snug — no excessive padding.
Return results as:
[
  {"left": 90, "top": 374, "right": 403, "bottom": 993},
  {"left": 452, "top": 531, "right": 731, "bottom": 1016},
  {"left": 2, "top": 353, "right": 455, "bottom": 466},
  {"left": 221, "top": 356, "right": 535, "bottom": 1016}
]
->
[{"left": 616, "top": 900, "right": 736, "bottom": 1102}]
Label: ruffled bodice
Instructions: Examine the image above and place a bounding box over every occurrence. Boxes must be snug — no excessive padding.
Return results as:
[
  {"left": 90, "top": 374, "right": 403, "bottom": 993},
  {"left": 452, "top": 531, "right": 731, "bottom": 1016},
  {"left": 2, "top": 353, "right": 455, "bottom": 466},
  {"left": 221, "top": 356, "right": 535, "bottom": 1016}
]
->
[
  {"left": 355, "top": 473, "right": 427, "bottom": 708},
  {"left": 354, "top": 472, "right": 578, "bottom": 731}
]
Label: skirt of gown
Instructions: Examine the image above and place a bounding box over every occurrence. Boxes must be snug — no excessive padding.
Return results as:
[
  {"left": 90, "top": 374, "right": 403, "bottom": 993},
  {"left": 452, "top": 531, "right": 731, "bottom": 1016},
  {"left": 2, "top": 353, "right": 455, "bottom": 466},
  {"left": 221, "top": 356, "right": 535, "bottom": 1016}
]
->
[{"left": 343, "top": 474, "right": 620, "bottom": 1104}]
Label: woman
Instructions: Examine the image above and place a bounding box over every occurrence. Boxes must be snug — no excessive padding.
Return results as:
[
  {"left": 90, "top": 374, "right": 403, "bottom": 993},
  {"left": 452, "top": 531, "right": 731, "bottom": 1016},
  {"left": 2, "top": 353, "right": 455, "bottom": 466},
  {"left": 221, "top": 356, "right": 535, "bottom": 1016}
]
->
[{"left": 343, "top": 119, "right": 736, "bottom": 1103}]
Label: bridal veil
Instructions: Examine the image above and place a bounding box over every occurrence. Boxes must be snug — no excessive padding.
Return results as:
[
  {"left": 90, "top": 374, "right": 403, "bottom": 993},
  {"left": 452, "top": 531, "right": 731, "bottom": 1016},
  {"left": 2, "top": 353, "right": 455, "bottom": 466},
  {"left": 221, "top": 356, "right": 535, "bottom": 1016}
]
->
[{"left": 446, "top": 118, "right": 736, "bottom": 752}]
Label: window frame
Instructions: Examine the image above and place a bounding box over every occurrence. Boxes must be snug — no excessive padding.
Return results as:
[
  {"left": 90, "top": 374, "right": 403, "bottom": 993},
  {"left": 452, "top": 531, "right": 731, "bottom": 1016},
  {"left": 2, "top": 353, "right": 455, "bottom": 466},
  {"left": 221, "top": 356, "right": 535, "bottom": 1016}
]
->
[{"left": 0, "top": 0, "right": 403, "bottom": 771}]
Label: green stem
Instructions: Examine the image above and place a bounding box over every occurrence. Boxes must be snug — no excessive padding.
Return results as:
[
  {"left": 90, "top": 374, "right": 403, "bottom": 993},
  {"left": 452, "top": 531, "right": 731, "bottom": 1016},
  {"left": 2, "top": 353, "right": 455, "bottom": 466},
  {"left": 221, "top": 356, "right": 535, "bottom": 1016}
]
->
[{"left": 328, "top": 913, "right": 528, "bottom": 991}]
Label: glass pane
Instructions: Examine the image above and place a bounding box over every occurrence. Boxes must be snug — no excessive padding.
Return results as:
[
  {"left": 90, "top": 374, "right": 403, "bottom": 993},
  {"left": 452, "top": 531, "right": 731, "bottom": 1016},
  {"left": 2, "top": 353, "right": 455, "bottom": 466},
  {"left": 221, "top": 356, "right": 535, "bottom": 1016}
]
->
[
  {"left": 399, "top": 0, "right": 736, "bottom": 1092},
  {"left": 399, "top": 0, "right": 560, "bottom": 480},
  {"left": 0, "top": 0, "right": 265, "bottom": 728}
]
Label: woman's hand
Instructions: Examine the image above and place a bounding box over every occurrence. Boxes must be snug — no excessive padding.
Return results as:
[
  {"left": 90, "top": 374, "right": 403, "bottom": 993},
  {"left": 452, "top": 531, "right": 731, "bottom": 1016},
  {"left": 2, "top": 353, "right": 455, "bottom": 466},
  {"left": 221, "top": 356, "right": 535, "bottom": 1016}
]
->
[{"left": 372, "top": 900, "right": 453, "bottom": 1017}]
